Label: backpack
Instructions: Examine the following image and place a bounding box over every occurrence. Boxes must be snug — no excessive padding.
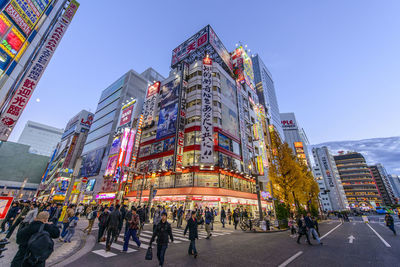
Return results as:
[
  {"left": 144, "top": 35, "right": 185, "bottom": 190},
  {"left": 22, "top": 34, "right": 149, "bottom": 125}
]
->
[{"left": 24, "top": 224, "right": 54, "bottom": 265}]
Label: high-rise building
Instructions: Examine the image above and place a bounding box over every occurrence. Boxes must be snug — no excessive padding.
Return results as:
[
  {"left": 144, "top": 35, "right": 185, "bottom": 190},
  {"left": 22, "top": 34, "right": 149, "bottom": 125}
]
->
[
  {"left": 312, "top": 147, "right": 349, "bottom": 211},
  {"left": 388, "top": 174, "right": 400, "bottom": 199},
  {"left": 79, "top": 68, "right": 164, "bottom": 202},
  {"left": 369, "top": 164, "right": 396, "bottom": 205},
  {"left": 334, "top": 152, "right": 382, "bottom": 209},
  {"left": 252, "top": 54, "right": 283, "bottom": 140},
  {"left": 280, "top": 112, "right": 311, "bottom": 166},
  {"left": 0, "top": 0, "right": 80, "bottom": 141},
  {"left": 17, "top": 120, "right": 63, "bottom": 156},
  {"left": 35, "top": 110, "right": 94, "bottom": 202}
]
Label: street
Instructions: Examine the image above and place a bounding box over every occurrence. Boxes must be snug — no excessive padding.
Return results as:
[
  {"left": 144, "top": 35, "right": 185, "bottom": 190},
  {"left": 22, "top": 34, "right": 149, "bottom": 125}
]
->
[{"left": 61, "top": 217, "right": 400, "bottom": 267}]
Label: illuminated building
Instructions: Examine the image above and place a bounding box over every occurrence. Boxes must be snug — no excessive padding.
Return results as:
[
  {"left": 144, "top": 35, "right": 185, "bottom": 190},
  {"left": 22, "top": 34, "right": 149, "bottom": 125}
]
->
[
  {"left": 123, "top": 25, "right": 272, "bottom": 215},
  {"left": 280, "top": 112, "right": 311, "bottom": 166},
  {"left": 334, "top": 152, "right": 382, "bottom": 209},
  {"left": 369, "top": 164, "right": 396, "bottom": 205},
  {"left": 35, "top": 110, "right": 93, "bottom": 202},
  {"left": 0, "top": 0, "right": 80, "bottom": 141},
  {"left": 312, "top": 147, "right": 349, "bottom": 211}
]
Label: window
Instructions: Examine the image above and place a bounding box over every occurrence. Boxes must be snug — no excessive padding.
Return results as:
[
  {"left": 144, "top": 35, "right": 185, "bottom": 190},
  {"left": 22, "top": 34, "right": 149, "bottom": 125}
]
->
[
  {"left": 186, "top": 116, "right": 201, "bottom": 124},
  {"left": 185, "top": 131, "right": 196, "bottom": 146}
]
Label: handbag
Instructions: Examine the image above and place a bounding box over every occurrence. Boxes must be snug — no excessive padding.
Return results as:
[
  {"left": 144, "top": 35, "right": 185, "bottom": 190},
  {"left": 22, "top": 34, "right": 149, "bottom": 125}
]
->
[{"left": 145, "top": 247, "right": 152, "bottom": 260}]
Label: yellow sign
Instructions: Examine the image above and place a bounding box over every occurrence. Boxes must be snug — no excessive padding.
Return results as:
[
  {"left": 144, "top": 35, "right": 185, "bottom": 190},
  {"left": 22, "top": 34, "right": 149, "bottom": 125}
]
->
[{"left": 58, "top": 206, "right": 68, "bottom": 222}]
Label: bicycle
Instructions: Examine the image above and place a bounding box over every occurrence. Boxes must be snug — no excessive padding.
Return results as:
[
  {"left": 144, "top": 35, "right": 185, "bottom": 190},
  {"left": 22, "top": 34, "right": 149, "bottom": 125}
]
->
[{"left": 240, "top": 218, "right": 260, "bottom": 231}]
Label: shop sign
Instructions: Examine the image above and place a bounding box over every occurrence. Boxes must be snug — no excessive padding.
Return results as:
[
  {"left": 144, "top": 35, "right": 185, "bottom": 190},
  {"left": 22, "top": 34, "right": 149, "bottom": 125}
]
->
[
  {"left": 96, "top": 192, "right": 116, "bottom": 200},
  {"left": 200, "top": 57, "right": 214, "bottom": 164},
  {"left": 172, "top": 196, "right": 186, "bottom": 201},
  {"left": 192, "top": 196, "right": 203, "bottom": 201},
  {"left": 119, "top": 100, "right": 136, "bottom": 127},
  {"left": 203, "top": 196, "right": 220, "bottom": 202}
]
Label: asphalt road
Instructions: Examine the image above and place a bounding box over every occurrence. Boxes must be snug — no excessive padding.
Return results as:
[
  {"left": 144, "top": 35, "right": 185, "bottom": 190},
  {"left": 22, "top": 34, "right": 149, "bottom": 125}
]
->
[{"left": 66, "top": 218, "right": 400, "bottom": 267}]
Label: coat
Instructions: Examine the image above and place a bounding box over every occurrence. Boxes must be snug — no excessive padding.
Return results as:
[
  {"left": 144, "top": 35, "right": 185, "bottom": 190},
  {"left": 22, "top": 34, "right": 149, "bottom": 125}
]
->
[
  {"left": 184, "top": 217, "right": 202, "bottom": 240},
  {"left": 150, "top": 220, "right": 173, "bottom": 245},
  {"left": 62, "top": 208, "right": 74, "bottom": 224},
  {"left": 107, "top": 210, "right": 121, "bottom": 229}
]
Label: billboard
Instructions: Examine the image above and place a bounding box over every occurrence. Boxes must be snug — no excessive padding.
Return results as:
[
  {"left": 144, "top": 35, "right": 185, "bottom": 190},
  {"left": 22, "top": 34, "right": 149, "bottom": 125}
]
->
[
  {"left": 280, "top": 113, "right": 298, "bottom": 130},
  {"left": 117, "top": 128, "right": 130, "bottom": 167},
  {"left": 85, "top": 179, "right": 96, "bottom": 192},
  {"left": 221, "top": 104, "right": 239, "bottom": 139},
  {"left": 109, "top": 136, "right": 120, "bottom": 155},
  {"left": 163, "top": 136, "right": 175, "bottom": 152},
  {"left": 119, "top": 99, "right": 136, "bottom": 127},
  {"left": 200, "top": 57, "right": 214, "bottom": 164},
  {"left": 0, "top": 0, "right": 80, "bottom": 141},
  {"left": 142, "top": 81, "right": 160, "bottom": 127},
  {"left": 232, "top": 45, "right": 255, "bottom": 89},
  {"left": 237, "top": 80, "right": 249, "bottom": 173},
  {"left": 81, "top": 147, "right": 104, "bottom": 177},
  {"left": 104, "top": 154, "right": 118, "bottom": 176},
  {"left": 123, "top": 129, "right": 135, "bottom": 167},
  {"left": 208, "top": 26, "right": 233, "bottom": 72},
  {"left": 156, "top": 102, "right": 178, "bottom": 139},
  {"left": 130, "top": 114, "right": 143, "bottom": 167},
  {"left": 159, "top": 78, "right": 180, "bottom": 108}
]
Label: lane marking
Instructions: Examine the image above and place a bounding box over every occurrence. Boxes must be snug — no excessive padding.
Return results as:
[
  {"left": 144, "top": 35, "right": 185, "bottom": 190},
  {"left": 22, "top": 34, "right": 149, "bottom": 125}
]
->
[
  {"left": 92, "top": 249, "right": 116, "bottom": 257},
  {"left": 321, "top": 222, "right": 343, "bottom": 240},
  {"left": 366, "top": 223, "right": 391, "bottom": 248},
  {"left": 278, "top": 251, "right": 303, "bottom": 267},
  {"left": 348, "top": 235, "right": 355, "bottom": 244}
]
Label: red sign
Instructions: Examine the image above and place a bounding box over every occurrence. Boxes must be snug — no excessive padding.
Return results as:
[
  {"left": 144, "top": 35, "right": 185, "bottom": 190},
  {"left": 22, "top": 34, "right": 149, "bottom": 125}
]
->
[
  {"left": 81, "top": 177, "right": 88, "bottom": 183},
  {"left": 0, "top": 196, "right": 14, "bottom": 220},
  {"left": 119, "top": 104, "right": 134, "bottom": 127},
  {"left": 146, "top": 81, "right": 161, "bottom": 98},
  {"left": 192, "top": 196, "right": 202, "bottom": 201}
]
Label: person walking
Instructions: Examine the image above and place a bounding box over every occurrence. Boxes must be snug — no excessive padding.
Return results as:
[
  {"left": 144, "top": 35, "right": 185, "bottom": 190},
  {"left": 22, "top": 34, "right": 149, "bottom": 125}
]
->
[
  {"left": 184, "top": 211, "right": 203, "bottom": 258},
  {"left": 151, "top": 206, "right": 156, "bottom": 220},
  {"left": 118, "top": 205, "right": 127, "bottom": 237},
  {"left": 233, "top": 209, "right": 240, "bottom": 230},
  {"left": 305, "top": 213, "right": 322, "bottom": 245},
  {"left": 97, "top": 207, "right": 110, "bottom": 243},
  {"left": 49, "top": 203, "right": 62, "bottom": 225},
  {"left": 122, "top": 206, "right": 141, "bottom": 251},
  {"left": 150, "top": 212, "right": 174, "bottom": 267},
  {"left": 220, "top": 207, "right": 226, "bottom": 228},
  {"left": 172, "top": 207, "right": 177, "bottom": 223},
  {"left": 106, "top": 204, "right": 122, "bottom": 251},
  {"left": 137, "top": 205, "right": 146, "bottom": 236},
  {"left": 11, "top": 211, "right": 60, "bottom": 267},
  {"left": 84, "top": 206, "right": 97, "bottom": 235},
  {"left": 60, "top": 204, "right": 75, "bottom": 240},
  {"left": 64, "top": 212, "right": 79, "bottom": 242},
  {"left": 177, "top": 206, "right": 184, "bottom": 228},
  {"left": 204, "top": 207, "right": 213, "bottom": 239},
  {"left": 297, "top": 215, "right": 312, "bottom": 245},
  {"left": 385, "top": 213, "right": 396, "bottom": 235},
  {"left": 5, "top": 202, "right": 30, "bottom": 239},
  {"left": 227, "top": 209, "right": 232, "bottom": 225},
  {"left": 153, "top": 206, "right": 162, "bottom": 232},
  {"left": 21, "top": 203, "right": 38, "bottom": 229},
  {"left": 1, "top": 202, "right": 19, "bottom": 233},
  {"left": 288, "top": 217, "right": 296, "bottom": 237}
]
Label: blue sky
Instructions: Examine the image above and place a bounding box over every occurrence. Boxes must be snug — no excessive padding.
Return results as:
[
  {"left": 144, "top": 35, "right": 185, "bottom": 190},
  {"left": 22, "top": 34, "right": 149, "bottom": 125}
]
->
[{"left": 9, "top": 0, "right": 400, "bottom": 145}]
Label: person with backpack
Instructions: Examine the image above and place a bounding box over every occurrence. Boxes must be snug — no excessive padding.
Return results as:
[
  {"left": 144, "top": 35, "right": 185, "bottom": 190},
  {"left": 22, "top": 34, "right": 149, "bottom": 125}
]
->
[
  {"left": 97, "top": 207, "right": 110, "bottom": 243},
  {"left": 11, "top": 211, "right": 60, "bottom": 267},
  {"left": 64, "top": 212, "right": 79, "bottom": 242},
  {"left": 84, "top": 207, "right": 97, "bottom": 235},
  {"left": 150, "top": 211, "right": 174, "bottom": 267}
]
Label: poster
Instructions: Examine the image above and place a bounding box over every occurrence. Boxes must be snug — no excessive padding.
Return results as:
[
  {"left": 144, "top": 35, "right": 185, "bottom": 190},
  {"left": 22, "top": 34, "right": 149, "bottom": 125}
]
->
[
  {"left": 142, "top": 82, "right": 160, "bottom": 126},
  {"left": 139, "top": 145, "right": 151, "bottom": 158},
  {"left": 162, "top": 155, "right": 174, "bottom": 170},
  {"left": 152, "top": 141, "right": 163, "bottom": 154},
  {"left": 123, "top": 129, "right": 135, "bottom": 167},
  {"left": 81, "top": 148, "right": 104, "bottom": 177},
  {"left": 104, "top": 155, "right": 118, "bottom": 176},
  {"left": 156, "top": 102, "right": 178, "bottom": 139},
  {"left": 218, "top": 133, "right": 231, "bottom": 151},
  {"left": 163, "top": 137, "right": 175, "bottom": 152},
  {"left": 159, "top": 78, "right": 180, "bottom": 108},
  {"left": 85, "top": 179, "right": 96, "bottom": 192}
]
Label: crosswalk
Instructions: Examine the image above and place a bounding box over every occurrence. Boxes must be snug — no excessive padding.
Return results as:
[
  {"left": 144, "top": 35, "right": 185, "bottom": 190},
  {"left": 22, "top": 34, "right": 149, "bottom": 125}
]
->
[{"left": 92, "top": 228, "right": 233, "bottom": 258}]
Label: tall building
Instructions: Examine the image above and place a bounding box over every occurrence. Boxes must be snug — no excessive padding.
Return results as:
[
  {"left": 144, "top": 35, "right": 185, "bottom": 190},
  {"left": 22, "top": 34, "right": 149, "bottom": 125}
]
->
[
  {"left": 79, "top": 68, "right": 163, "bottom": 203},
  {"left": 334, "top": 152, "right": 382, "bottom": 209},
  {"left": 388, "top": 174, "right": 400, "bottom": 199},
  {"left": 0, "top": 0, "right": 80, "bottom": 141},
  {"left": 369, "top": 164, "right": 396, "bottom": 205},
  {"left": 36, "top": 110, "right": 94, "bottom": 202},
  {"left": 280, "top": 112, "right": 311, "bottom": 166},
  {"left": 18, "top": 120, "right": 63, "bottom": 156},
  {"left": 252, "top": 54, "right": 283, "bottom": 140},
  {"left": 312, "top": 147, "right": 349, "bottom": 211}
]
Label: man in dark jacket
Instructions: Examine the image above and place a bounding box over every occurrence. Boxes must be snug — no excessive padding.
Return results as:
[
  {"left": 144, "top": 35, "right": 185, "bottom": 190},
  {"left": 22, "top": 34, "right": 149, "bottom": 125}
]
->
[
  {"left": 184, "top": 211, "right": 202, "bottom": 258},
  {"left": 97, "top": 207, "right": 109, "bottom": 243},
  {"left": 1, "top": 202, "right": 19, "bottom": 233},
  {"left": 118, "top": 205, "right": 127, "bottom": 237},
  {"left": 297, "top": 215, "right": 312, "bottom": 245},
  {"left": 305, "top": 213, "right": 322, "bottom": 245},
  {"left": 150, "top": 212, "right": 173, "bottom": 267},
  {"left": 220, "top": 207, "right": 226, "bottom": 228},
  {"left": 106, "top": 204, "right": 121, "bottom": 251},
  {"left": 204, "top": 207, "right": 213, "bottom": 239},
  {"left": 177, "top": 206, "right": 184, "bottom": 228},
  {"left": 122, "top": 207, "right": 141, "bottom": 251},
  {"left": 6, "top": 202, "right": 30, "bottom": 239},
  {"left": 137, "top": 206, "right": 146, "bottom": 236},
  {"left": 11, "top": 211, "right": 60, "bottom": 267}
]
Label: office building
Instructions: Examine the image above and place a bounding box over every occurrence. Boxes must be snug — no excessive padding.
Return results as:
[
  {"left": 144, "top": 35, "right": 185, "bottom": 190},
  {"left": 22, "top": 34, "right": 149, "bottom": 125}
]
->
[
  {"left": 18, "top": 120, "right": 63, "bottom": 156},
  {"left": 0, "top": 0, "right": 79, "bottom": 141},
  {"left": 369, "top": 164, "right": 396, "bottom": 205},
  {"left": 334, "top": 152, "right": 382, "bottom": 209},
  {"left": 388, "top": 174, "right": 400, "bottom": 199},
  {"left": 312, "top": 147, "right": 349, "bottom": 211}
]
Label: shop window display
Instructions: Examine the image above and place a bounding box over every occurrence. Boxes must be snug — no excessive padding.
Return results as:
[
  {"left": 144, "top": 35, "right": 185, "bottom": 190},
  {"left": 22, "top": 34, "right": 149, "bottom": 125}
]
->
[{"left": 195, "top": 173, "right": 219, "bottom": 187}]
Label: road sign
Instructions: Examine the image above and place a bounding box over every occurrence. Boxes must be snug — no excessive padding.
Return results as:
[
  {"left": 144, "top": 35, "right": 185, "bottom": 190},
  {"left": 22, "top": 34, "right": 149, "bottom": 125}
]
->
[
  {"left": 0, "top": 197, "right": 14, "bottom": 220},
  {"left": 348, "top": 235, "right": 355, "bottom": 244},
  {"left": 82, "top": 177, "right": 88, "bottom": 183}
]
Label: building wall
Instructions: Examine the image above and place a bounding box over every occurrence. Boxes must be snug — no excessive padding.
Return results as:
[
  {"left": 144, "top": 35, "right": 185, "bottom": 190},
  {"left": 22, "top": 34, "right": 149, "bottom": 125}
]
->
[
  {"left": 369, "top": 164, "right": 396, "bottom": 205},
  {"left": 388, "top": 175, "right": 400, "bottom": 199}
]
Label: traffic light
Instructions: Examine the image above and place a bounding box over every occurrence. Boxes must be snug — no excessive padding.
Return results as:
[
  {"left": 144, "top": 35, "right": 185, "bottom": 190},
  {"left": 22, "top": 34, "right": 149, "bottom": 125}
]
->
[{"left": 0, "top": 238, "right": 10, "bottom": 258}]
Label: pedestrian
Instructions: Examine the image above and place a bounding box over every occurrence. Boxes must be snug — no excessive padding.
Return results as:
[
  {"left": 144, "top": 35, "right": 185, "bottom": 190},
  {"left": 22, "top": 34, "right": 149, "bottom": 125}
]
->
[
  {"left": 227, "top": 209, "right": 232, "bottom": 225},
  {"left": 385, "top": 213, "right": 396, "bottom": 235},
  {"left": 21, "top": 203, "right": 38, "bottom": 229},
  {"left": 305, "top": 213, "right": 322, "bottom": 245},
  {"left": 204, "top": 207, "right": 213, "bottom": 239},
  {"left": 64, "top": 212, "right": 79, "bottom": 242},
  {"left": 6, "top": 202, "right": 30, "bottom": 239},
  {"left": 118, "top": 205, "right": 127, "bottom": 237},
  {"left": 153, "top": 206, "right": 162, "bottom": 232},
  {"left": 196, "top": 208, "right": 204, "bottom": 229},
  {"left": 288, "top": 217, "right": 296, "bottom": 237},
  {"left": 172, "top": 207, "right": 177, "bottom": 223},
  {"left": 49, "top": 203, "right": 62, "bottom": 225},
  {"left": 177, "top": 206, "right": 184, "bottom": 228},
  {"left": 297, "top": 215, "right": 312, "bottom": 245},
  {"left": 220, "top": 207, "right": 226, "bottom": 228},
  {"left": 11, "top": 211, "right": 60, "bottom": 267},
  {"left": 137, "top": 205, "right": 146, "bottom": 236},
  {"left": 151, "top": 206, "right": 155, "bottom": 220},
  {"left": 1, "top": 202, "right": 19, "bottom": 233},
  {"left": 184, "top": 210, "right": 203, "bottom": 258},
  {"left": 150, "top": 212, "right": 174, "bottom": 267},
  {"left": 106, "top": 204, "right": 122, "bottom": 251},
  {"left": 97, "top": 207, "right": 110, "bottom": 243},
  {"left": 122, "top": 207, "right": 141, "bottom": 251},
  {"left": 60, "top": 204, "right": 75, "bottom": 240},
  {"left": 233, "top": 209, "right": 239, "bottom": 230},
  {"left": 76, "top": 205, "right": 84, "bottom": 217},
  {"left": 84, "top": 206, "right": 97, "bottom": 235},
  {"left": 312, "top": 217, "right": 320, "bottom": 236}
]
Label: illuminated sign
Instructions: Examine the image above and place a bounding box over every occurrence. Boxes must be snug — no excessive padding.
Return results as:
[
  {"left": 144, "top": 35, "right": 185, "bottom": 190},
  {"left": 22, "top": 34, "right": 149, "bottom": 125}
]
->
[
  {"left": 232, "top": 45, "right": 255, "bottom": 89},
  {"left": 123, "top": 129, "right": 135, "bottom": 167},
  {"left": 172, "top": 26, "right": 208, "bottom": 66},
  {"left": 119, "top": 99, "right": 136, "bottom": 127},
  {"left": 96, "top": 192, "right": 116, "bottom": 200},
  {"left": 130, "top": 114, "right": 143, "bottom": 167},
  {"left": 294, "top": 142, "right": 303, "bottom": 148},
  {"left": 200, "top": 57, "right": 213, "bottom": 164},
  {"left": 117, "top": 128, "right": 130, "bottom": 167}
]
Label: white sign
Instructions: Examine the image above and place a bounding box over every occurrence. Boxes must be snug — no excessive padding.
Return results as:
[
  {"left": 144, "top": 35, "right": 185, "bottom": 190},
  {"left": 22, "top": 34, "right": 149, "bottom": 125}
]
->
[
  {"left": 200, "top": 57, "right": 214, "bottom": 164},
  {"left": 0, "top": 1, "right": 80, "bottom": 141},
  {"left": 142, "top": 82, "right": 160, "bottom": 127}
]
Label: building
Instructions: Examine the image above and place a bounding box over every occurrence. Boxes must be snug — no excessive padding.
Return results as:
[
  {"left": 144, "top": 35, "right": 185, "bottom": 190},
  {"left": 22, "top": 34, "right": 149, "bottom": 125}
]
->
[
  {"left": 334, "top": 152, "right": 382, "bottom": 209},
  {"left": 79, "top": 68, "right": 164, "bottom": 203},
  {"left": 369, "top": 164, "right": 396, "bottom": 206},
  {"left": 35, "top": 110, "right": 94, "bottom": 202},
  {"left": 18, "top": 120, "right": 63, "bottom": 156},
  {"left": 0, "top": 141, "right": 49, "bottom": 199},
  {"left": 0, "top": 0, "right": 80, "bottom": 141},
  {"left": 388, "top": 174, "right": 400, "bottom": 199},
  {"left": 312, "top": 147, "right": 349, "bottom": 211},
  {"left": 280, "top": 112, "right": 311, "bottom": 166},
  {"left": 101, "top": 25, "right": 274, "bottom": 215},
  {"left": 252, "top": 54, "right": 284, "bottom": 140}
]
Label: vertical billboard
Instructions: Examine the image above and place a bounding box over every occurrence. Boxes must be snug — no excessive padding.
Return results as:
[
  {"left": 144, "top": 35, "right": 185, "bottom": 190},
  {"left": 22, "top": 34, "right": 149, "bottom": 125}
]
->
[
  {"left": 200, "top": 57, "right": 214, "bottom": 164},
  {"left": 130, "top": 114, "right": 143, "bottom": 168},
  {"left": 142, "top": 81, "right": 160, "bottom": 127},
  {"left": 119, "top": 99, "right": 136, "bottom": 128},
  {"left": 232, "top": 45, "right": 255, "bottom": 90},
  {"left": 0, "top": 0, "right": 80, "bottom": 141},
  {"left": 123, "top": 128, "right": 135, "bottom": 167},
  {"left": 81, "top": 147, "right": 104, "bottom": 177},
  {"left": 236, "top": 80, "right": 248, "bottom": 173}
]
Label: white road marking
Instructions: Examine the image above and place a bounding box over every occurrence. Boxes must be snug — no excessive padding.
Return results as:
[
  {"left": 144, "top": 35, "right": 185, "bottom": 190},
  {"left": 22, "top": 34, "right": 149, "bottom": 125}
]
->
[
  {"left": 92, "top": 249, "right": 116, "bottom": 257},
  {"left": 110, "top": 243, "right": 137, "bottom": 253},
  {"left": 278, "top": 251, "right": 303, "bottom": 267},
  {"left": 348, "top": 235, "right": 355, "bottom": 244},
  {"left": 366, "top": 223, "right": 391, "bottom": 248},
  {"left": 321, "top": 222, "right": 343, "bottom": 239}
]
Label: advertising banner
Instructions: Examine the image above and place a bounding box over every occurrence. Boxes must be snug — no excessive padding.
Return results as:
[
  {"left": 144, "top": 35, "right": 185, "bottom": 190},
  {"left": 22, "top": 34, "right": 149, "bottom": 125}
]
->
[
  {"left": 104, "top": 155, "right": 118, "bottom": 176},
  {"left": 163, "top": 136, "right": 175, "bottom": 152},
  {"left": 117, "top": 128, "right": 130, "bottom": 167},
  {"left": 0, "top": 0, "right": 80, "bottom": 141},
  {"left": 232, "top": 45, "right": 255, "bottom": 89},
  {"left": 236, "top": 81, "right": 248, "bottom": 173},
  {"left": 221, "top": 104, "right": 239, "bottom": 139},
  {"left": 130, "top": 114, "right": 143, "bottom": 167},
  {"left": 208, "top": 26, "right": 233, "bottom": 72},
  {"left": 81, "top": 147, "right": 104, "bottom": 177},
  {"left": 123, "top": 128, "right": 135, "bottom": 167},
  {"left": 0, "top": 196, "right": 14, "bottom": 220},
  {"left": 200, "top": 57, "right": 214, "bottom": 164},
  {"left": 156, "top": 102, "right": 178, "bottom": 139},
  {"left": 159, "top": 78, "right": 180, "bottom": 108},
  {"left": 109, "top": 136, "right": 121, "bottom": 155},
  {"left": 142, "top": 81, "right": 160, "bottom": 127},
  {"left": 85, "top": 179, "right": 96, "bottom": 192},
  {"left": 119, "top": 100, "right": 135, "bottom": 128}
]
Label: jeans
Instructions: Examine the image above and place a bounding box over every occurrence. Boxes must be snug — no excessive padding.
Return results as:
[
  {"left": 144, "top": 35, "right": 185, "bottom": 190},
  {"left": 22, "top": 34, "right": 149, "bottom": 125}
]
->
[
  {"left": 221, "top": 217, "right": 225, "bottom": 227},
  {"left": 157, "top": 244, "right": 168, "bottom": 266},
  {"left": 309, "top": 228, "right": 321, "bottom": 243},
  {"left": 177, "top": 216, "right": 183, "bottom": 228},
  {"left": 297, "top": 229, "right": 311, "bottom": 244},
  {"left": 188, "top": 239, "right": 197, "bottom": 255},
  {"left": 98, "top": 225, "right": 106, "bottom": 242},
  {"left": 388, "top": 224, "right": 396, "bottom": 234},
  {"left": 123, "top": 228, "right": 141, "bottom": 251},
  {"left": 64, "top": 228, "right": 75, "bottom": 242},
  {"left": 106, "top": 227, "right": 118, "bottom": 248},
  {"left": 61, "top": 222, "right": 69, "bottom": 238}
]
